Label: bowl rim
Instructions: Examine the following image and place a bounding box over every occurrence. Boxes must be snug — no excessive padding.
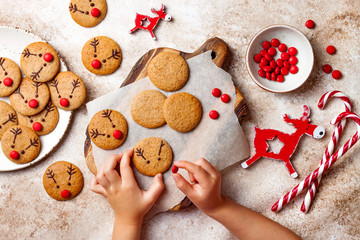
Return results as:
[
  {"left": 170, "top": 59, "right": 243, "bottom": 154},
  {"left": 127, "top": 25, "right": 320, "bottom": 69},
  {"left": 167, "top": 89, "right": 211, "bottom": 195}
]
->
[{"left": 245, "top": 24, "right": 314, "bottom": 93}]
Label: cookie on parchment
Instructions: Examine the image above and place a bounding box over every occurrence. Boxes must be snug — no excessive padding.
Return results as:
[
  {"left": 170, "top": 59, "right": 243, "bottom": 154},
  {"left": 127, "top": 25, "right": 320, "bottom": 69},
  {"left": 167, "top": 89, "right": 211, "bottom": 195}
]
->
[
  {"left": 131, "top": 90, "right": 166, "bottom": 129},
  {"left": 133, "top": 137, "right": 173, "bottom": 176},
  {"left": 1, "top": 125, "right": 40, "bottom": 164},
  {"left": 43, "top": 161, "right": 84, "bottom": 201},
  {"left": 20, "top": 42, "right": 60, "bottom": 83},
  {"left": 18, "top": 102, "right": 59, "bottom": 136},
  {"left": 69, "top": 0, "right": 107, "bottom": 28},
  {"left": 0, "top": 57, "right": 22, "bottom": 97},
  {"left": 9, "top": 78, "right": 50, "bottom": 116},
  {"left": 163, "top": 92, "right": 202, "bottom": 132},
  {"left": 49, "top": 71, "right": 86, "bottom": 111},
  {"left": 82, "top": 36, "right": 122, "bottom": 75},
  {"left": 147, "top": 52, "right": 189, "bottom": 92},
  {"left": 0, "top": 101, "right": 18, "bottom": 139},
  {"left": 88, "top": 109, "right": 128, "bottom": 150}
]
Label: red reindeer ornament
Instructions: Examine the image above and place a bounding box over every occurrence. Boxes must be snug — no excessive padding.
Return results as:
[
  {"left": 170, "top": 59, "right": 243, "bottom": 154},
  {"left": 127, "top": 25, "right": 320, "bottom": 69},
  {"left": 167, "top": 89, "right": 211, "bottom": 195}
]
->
[
  {"left": 129, "top": 4, "right": 171, "bottom": 40},
  {"left": 242, "top": 105, "right": 325, "bottom": 178}
]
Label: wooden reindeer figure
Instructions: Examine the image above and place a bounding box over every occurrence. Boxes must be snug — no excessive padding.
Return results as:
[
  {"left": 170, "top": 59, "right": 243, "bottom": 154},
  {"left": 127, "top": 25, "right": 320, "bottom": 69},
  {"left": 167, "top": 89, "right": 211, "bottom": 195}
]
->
[
  {"left": 129, "top": 4, "right": 171, "bottom": 40},
  {"left": 242, "top": 105, "right": 325, "bottom": 178}
]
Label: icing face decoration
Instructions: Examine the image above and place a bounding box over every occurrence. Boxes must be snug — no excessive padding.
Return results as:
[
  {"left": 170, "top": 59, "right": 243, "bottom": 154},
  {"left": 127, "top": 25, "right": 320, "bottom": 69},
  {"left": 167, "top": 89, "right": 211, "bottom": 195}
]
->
[
  {"left": 69, "top": 0, "right": 108, "bottom": 28},
  {"left": 43, "top": 161, "right": 84, "bottom": 201},
  {"left": 0, "top": 57, "right": 22, "bottom": 97},
  {"left": 0, "top": 101, "right": 18, "bottom": 138}
]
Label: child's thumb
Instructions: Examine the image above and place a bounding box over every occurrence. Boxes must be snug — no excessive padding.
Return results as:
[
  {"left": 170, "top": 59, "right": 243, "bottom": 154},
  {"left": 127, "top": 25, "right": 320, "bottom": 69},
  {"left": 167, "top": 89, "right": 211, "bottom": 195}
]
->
[
  {"left": 172, "top": 173, "right": 193, "bottom": 198},
  {"left": 146, "top": 173, "right": 165, "bottom": 203}
]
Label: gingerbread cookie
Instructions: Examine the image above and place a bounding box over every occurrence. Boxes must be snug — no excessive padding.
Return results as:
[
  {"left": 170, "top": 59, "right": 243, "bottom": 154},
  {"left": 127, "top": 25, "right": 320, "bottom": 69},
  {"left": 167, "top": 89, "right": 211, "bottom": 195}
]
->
[
  {"left": 0, "top": 101, "right": 18, "bottom": 139},
  {"left": 18, "top": 102, "right": 59, "bottom": 136},
  {"left": 133, "top": 137, "right": 173, "bottom": 176},
  {"left": 43, "top": 161, "right": 84, "bottom": 201},
  {"left": 20, "top": 42, "right": 60, "bottom": 83},
  {"left": 9, "top": 78, "right": 50, "bottom": 116},
  {"left": 69, "top": 0, "right": 107, "bottom": 28},
  {"left": 131, "top": 90, "right": 166, "bottom": 129},
  {"left": 49, "top": 71, "right": 86, "bottom": 111},
  {"left": 1, "top": 125, "right": 40, "bottom": 164},
  {"left": 82, "top": 36, "right": 122, "bottom": 75},
  {"left": 163, "top": 92, "right": 202, "bottom": 132},
  {"left": 0, "top": 57, "right": 22, "bottom": 97},
  {"left": 88, "top": 109, "right": 128, "bottom": 150},
  {"left": 147, "top": 52, "right": 189, "bottom": 91}
]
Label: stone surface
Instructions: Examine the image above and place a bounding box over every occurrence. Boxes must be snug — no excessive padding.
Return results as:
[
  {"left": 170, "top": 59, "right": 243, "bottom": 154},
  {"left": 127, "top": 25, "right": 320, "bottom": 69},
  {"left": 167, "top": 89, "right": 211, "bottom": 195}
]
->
[{"left": 0, "top": 0, "right": 359, "bottom": 239}]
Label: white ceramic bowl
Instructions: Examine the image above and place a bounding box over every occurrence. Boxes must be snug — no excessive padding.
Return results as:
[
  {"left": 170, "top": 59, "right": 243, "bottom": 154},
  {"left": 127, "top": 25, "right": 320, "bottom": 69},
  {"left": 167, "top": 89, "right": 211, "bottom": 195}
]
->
[{"left": 246, "top": 25, "right": 314, "bottom": 93}]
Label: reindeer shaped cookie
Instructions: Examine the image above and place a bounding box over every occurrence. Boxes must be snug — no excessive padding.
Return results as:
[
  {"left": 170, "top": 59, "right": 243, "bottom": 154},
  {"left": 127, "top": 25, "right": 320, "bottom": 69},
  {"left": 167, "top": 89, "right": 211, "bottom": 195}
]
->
[
  {"left": 0, "top": 57, "right": 22, "bottom": 97},
  {"left": 0, "top": 101, "right": 18, "bottom": 138},
  {"left": 242, "top": 105, "right": 325, "bottom": 178},
  {"left": 69, "top": 0, "right": 107, "bottom": 28}
]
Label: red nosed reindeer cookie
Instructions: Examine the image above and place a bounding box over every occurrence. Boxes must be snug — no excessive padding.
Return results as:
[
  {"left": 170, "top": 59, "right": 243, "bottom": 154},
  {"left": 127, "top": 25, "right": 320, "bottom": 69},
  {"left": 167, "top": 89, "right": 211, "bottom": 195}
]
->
[
  {"left": 0, "top": 101, "right": 18, "bottom": 139},
  {"left": 1, "top": 125, "right": 40, "bottom": 164},
  {"left": 49, "top": 71, "right": 86, "bottom": 111},
  {"left": 43, "top": 161, "right": 84, "bottom": 201},
  {"left": 20, "top": 42, "right": 60, "bottom": 83},
  {"left": 0, "top": 57, "right": 22, "bottom": 97},
  {"left": 69, "top": 0, "right": 107, "bottom": 28}
]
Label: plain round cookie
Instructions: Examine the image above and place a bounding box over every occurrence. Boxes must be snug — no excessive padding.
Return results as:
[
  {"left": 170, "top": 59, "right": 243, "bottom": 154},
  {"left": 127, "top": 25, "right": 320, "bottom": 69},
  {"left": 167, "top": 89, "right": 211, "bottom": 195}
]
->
[
  {"left": 18, "top": 102, "right": 59, "bottom": 136},
  {"left": 1, "top": 125, "right": 40, "bottom": 164},
  {"left": 0, "top": 57, "right": 22, "bottom": 97},
  {"left": 43, "top": 161, "right": 84, "bottom": 201},
  {"left": 20, "top": 42, "right": 60, "bottom": 83},
  {"left": 49, "top": 71, "right": 86, "bottom": 111},
  {"left": 88, "top": 109, "right": 128, "bottom": 150},
  {"left": 147, "top": 52, "right": 189, "bottom": 91},
  {"left": 133, "top": 137, "right": 173, "bottom": 176},
  {"left": 131, "top": 90, "right": 167, "bottom": 128},
  {"left": 69, "top": 0, "right": 107, "bottom": 28},
  {"left": 9, "top": 77, "right": 50, "bottom": 116},
  {"left": 82, "top": 36, "right": 122, "bottom": 75},
  {"left": 163, "top": 92, "right": 202, "bottom": 132},
  {"left": 0, "top": 101, "right": 18, "bottom": 139}
]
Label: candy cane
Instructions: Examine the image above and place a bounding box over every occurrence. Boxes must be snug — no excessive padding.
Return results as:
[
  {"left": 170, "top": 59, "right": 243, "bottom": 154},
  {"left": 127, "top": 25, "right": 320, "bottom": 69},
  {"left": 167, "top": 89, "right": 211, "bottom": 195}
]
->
[
  {"left": 300, "top": 91, "right": 352, "bottom": 213},
  {"left": 271, "top": 111, "right": 360, "bottom": 212}
]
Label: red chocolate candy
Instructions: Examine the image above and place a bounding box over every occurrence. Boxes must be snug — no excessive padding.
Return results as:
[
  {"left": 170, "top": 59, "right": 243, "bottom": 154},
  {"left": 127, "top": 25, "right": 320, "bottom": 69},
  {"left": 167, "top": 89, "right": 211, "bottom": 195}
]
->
[
  {"left": 271, "top": 38, "right": 280, "bottom": 47},
  {"left": 276, "top": 59, "right": 284, "bottom": 67},
  {"left": 288, "top": 47, "right": 298, "bottom": 56},
  {"left": 266, "top": 72, "right": 271, "bottom": 80},
  {"left": 263, "top": 66, "right": 272, "bottom": 72},
  {"left": 289, "top": 65, "right": 299, "bottom": 74},
  {"left": 221, "top": 94, "right": 230, "bottom": 103},
  {"left": 91, "top": 59, "right": 101, "bottom": 69},
  {"left": 10, "top": 151, "right": 19, "bottom": 160},
  {"left": 32, "top": 122, "right": 43, "bottom": 132},
  {"left": 28, "top": 99, "right": 38, "bottom": 108},
  {"left": 113, "top": 130, "right": 123, "bottom": 139},
  {"left": 283, "top": 61, "right": 290, "bottom": 69},
  {"left": 305, "top": 19, "right": 315, "bottom": 29},
  {"left": 212, "top": 88, "right": 221, "bottom": 97},
  {"left": 260, "top": 49, "right": 267, "bottom": 56},
  {"left": 3, "top": 77, "right": 13, "bottom": 87},
  {"left": 278, "top": 43, "right": 288, "bottom": 52},
  {"left": 271, "top": 72, "right": 276, "bottom": 81},
  {"left": 262, "top": 41, "right": 271, "bottom": 50},
  {"left": 264, "top": 53, "right": 273, "bottom": 61},
  {"left": 267, "top": 47, "right": 276, "bottom": 56},
  {"left": 61, "top": 190, "right": 71, "bottom": 198},
  {"left": 209, "top": 110, "right": 219, "bottom": 119},
  {"left": 323, "top": 64, "right": 332, "bottom": 74},
  {"left": 275, "top": 66, "right": 280, "bottom": 75},
  {"left": 269, "top": 60, "right": 277, "bottom": 69},
  {"left": 281, "top": 67, "right": 289, "bottom": 76},
  {"left": 60, "top": 98, "right": 69, "bottom": 107},
  {"left": 288, "top": 56, "right": 298, "bottom": 65},
  {"left": 258, "top": 69, "right": 266, "bottom": 78},
  {"left": 91, "top": 8, "right": 101, "bottom": 17},
  {"left": 43, "top": 53, "right": 53, "bottom": 62},
  {"left": 276, "top": 75, "right": 285, "bottom": 82},
  {"left": 253, "top": 54, "right": 262, "bottom": 63},
  {"left": 332, "top": 70, "right": 342, "bottom": 80},
  {"left": 260, "top": 58, "right": 269, "bottom": 66},
  {"left": 172, "top": 165, "right": 179, "bottom": 173},
  {"left": 281, "top": 52, "right": 289, "bottom": 61},
  {"left": 326, "top": 45, "right": 336, "bottom": 55}
]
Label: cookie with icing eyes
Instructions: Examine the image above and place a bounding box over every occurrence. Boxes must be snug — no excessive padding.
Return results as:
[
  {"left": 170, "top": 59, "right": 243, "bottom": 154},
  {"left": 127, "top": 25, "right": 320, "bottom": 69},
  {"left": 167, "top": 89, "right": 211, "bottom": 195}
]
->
[
  {"left": 133, "top": 137, "right": 173, "bottom": 176},
  {"left": 69, "top": 0, "right": 107, "bottom": 28},
  {"left": 0, "top": 101, "right": 18, "bottom": 139},
  {"left": 43, "top": 161, "right": 84, "bottom": 201},
  {"left": 0, "top": 57, "right": 22, "bottom": 97},
  {"left": 17, "top": 102, "right": 59, "bottom": 136},
  {"left": 88, "top": 109, "right": 128, "bottom": 150},
  {"left": 20, "top": 42, "right": 60, "bottom": 83},
  {"left": 1, "top": 125, "right": 40, "bottom": 164},
  {"left": 82, "top": 36, "right": 122, "bottom": 75},
  {"left": 49, "top": 71, "right": 86, "bottom": 111},
  {"left": 9, "top": 77, "right": 50, "bottom": 116}
]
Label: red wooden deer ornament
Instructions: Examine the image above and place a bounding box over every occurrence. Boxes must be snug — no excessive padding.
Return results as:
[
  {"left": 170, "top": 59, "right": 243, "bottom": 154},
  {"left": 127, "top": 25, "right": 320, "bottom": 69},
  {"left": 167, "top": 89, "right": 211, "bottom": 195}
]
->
[
  {"left": 242, "top": 105, "right": 325, "bottom": 178},
  {"left": 129, "top": 4, "right": 171, "bottom": 40}
]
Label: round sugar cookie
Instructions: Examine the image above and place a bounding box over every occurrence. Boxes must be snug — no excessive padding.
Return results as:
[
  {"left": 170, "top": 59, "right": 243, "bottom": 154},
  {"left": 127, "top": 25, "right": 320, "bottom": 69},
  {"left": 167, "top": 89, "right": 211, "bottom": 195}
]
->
[
  {"left": 131, "top": 90, "right": 166, "bottom": 128},
  {"left": 1, "top": 125, "right": 40, "bottom": 164},
  {"left": 69, "top": 0, "right": 107, "bottom": 28},
  {"left": 20, "top": 42, "right": 60, "bottom": 83},
  {"left": 88, "top": 109, "right": 128, "bottom": 150},
  {"left": 43, "top": 161, "right": 84, "bottom": 201},
  {"left": 133, "top": 137, "right": 173, "bottom": 176},
  {"left": 163, "top": 92, "right": 202, "bottom": 132},
  {"left": 0, "top": 57, "right": 22, "bottom": 97},
  {"left": 0, "top": 101, "right": 18, "bottom": 139},
  {"left": 82, "top": 36, "right": 122, "bottom": 75},
  {"left": 9, "top": 77, "right": 50, "bottom": 116},
  {"left": 147, "top": 52, "right": 189, "bottom": 92}
]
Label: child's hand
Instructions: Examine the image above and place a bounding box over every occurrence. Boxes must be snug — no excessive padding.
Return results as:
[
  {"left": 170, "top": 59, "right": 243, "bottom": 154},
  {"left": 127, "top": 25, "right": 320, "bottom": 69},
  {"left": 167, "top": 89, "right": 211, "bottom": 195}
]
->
[
  {"left": 172, "top": 158, "right": 224, "bottom": 216},
  {"left": 90, "top": 149, "right": 164, "bottom": 225}
]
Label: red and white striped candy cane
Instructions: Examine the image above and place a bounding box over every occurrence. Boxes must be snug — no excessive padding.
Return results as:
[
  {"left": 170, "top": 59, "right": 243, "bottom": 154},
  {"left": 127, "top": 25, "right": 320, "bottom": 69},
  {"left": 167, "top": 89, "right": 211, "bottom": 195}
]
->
[
  {"left": 300, "top": 91, "right": 352, "bottom": 213},
  {"left": 271, "top": 111, "right": 360, "bottom": 212}
]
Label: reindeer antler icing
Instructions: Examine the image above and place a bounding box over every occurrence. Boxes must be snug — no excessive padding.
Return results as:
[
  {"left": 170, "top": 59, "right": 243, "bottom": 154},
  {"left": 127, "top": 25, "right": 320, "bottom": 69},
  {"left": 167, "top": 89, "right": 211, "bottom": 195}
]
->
[
  {"left": 90, "top": 38, "right": 99, "bottom": 52},
  {"left": 46, "top": 169, "right": 57, "bottom": 183},
  {"left": 107, "top": 49, "right": 121, "bottom": 60},
  {"left": 0, "top": 58, "right": 6, "bottom": 71},
  {"left": 10, "top": 127, "right": 22, "bottom": 144},
  {"left": 25, "top": 138, "right": 39, "bottom": 150},
  {"left": 2, "top": 113, "right": 17, "bottom": 125},
  {"left": 135, "top": 148, "right": 146, "bottom": 160},
  {"left": 67, "top": 164, "right": 77, "bottom": 180}
]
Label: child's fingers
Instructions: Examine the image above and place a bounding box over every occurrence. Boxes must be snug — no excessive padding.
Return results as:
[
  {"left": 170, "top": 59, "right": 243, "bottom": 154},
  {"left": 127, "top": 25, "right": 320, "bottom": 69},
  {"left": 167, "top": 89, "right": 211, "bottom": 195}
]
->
[
  {"left": 90, "top": 177, "right": 107, "bottom": 196},
  {"left": 172, "top": 173, "right": 195, "bottom": 199},
  {"left": 188, "top": 172, "right": 197, "bottom": 184},
  {"left": 120, "top": 149, "right": 137, "bottom": 187},
  {"left": 103, "top": 154, "right": 122, "bottom": 185},
  {"left": 96, "top": 170, "right": 111, "bottom": 190},
  {"left": 194, "top": 158, "right": 219, "bottom": 178},
  {"left": 174, "top": 160, "right": 210, "bottom": 187},
  {"left": 145, "top": 173, "right": 164, "bottom": 205}
]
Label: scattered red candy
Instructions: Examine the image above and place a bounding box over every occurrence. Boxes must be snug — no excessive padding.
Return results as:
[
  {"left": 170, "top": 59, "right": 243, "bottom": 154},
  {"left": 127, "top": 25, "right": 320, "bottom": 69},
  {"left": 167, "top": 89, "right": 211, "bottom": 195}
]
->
[
  {"left": 172, "top": 165, "right": 179, "bottom": 173},
  {"left": 3, "top": 78, "right": 13, "bottom": 87},
  {"left": 281, "top": 67, "right": 289, "bottom": 76},
  {"left": 271, "top": 38, "right": 280, "bottom": 47},
  {"left": 209, "top": 110, "right": 219, "bottom": 119},
  {"left": 253, "top": 54, "right": 262, "bottom": 63},
  {"left": 212, "top": 88, "right": 221, "bottom": 97},
  {"left": 43, "top": 53, "right": 53, "bottom": 62},
  {"left": 262, "top": 41, "right": 271, "bottom": 50},
  {"left": 28, "top": 99, "right": 38, "bottom": 108},
  {"left": 332, "top": 70, "right": 342, "bottom": 80},
  {"left": 305, "top": 19, "right": 315, "bottom": 29},
  {"left": 113, "top": 129, "right": 123, "bottom": 139},
  {"left": 258, "top": 69, "right": 266, "bottom": 78},
  {"left": 276, "top": 75, "right": 285, "bottom": 82},
  {"left": 289, "top": 65, "right": 299, "bottom": 74},
  {"left": 32, "top": 122, "right": 43, "bottom": 132},
  {"left": 268, "top": 47, "right": 276, "bottom": 56},
  {"left": 288, "top": 56, "right": 298, "bottom": 65},
  {"left": 326, "top": 45, "right": 336, "bottom": 55},
  {"left": 220, "top": 94, "right": 230, "bottom": 103},
  {"left": 10, "top": 151, "right": 19, "bottom": 160},
  {"left": 60, "top": 98, "right": 69, "bottom": 107},
  {"left": 288, "top": 47, "right": 298, "bottom": 56},
  {"left": 322, "top": 64, "right": 332, "bottom": 74},
  {"left": 91, "top": 8, "right": 101, "bottom": 17},
  {"left": 278, "top": 43, "right": 287, "bottom": 52},
  {"left": 61, "top": 190, "right": 71, "bottom": 199},
  {"left": 91, "top": 59, "right": 101, "bottom": 69}
]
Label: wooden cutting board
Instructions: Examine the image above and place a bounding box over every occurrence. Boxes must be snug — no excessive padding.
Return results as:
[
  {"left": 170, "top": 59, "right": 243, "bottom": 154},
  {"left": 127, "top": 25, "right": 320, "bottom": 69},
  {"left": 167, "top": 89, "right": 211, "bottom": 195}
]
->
[{"left": 84, "top": 37, "right": 248, "bottom": 210}]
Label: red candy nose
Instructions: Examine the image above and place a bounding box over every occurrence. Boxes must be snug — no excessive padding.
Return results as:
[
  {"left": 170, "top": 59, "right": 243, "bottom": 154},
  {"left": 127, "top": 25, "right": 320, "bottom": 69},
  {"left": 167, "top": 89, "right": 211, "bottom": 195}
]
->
[
  {"left": 91, "top": 8, "right": 101, "bottom": 17},
  {"left": 43, "top": 53, "right": 54, "bottom": 62},
  {"left": 172, "top": 165, "right": 179, "bottom": 173},
  {"left": 10, "top": 151, "right": 19, "bottom": 160},
  {"left": 91, "top": 59, "right": 101, "bottom": 69},
  {"left": 32, "top": 122, "right": 43, "bottom": 132},
  {"left": 61, "top": 190, "right": 71, "bottom": 199},
  {"left": 28, "top": 99, "right": 38, "bottom": 108},
  {"left": 3, "top": 78, "right": 13, "bottom": 87},
  {"left": 60, "top": 98, "right": 69, "bottom": 107},
  {"left": 113, "top": 130, "right": 122, "bottom": 139}
]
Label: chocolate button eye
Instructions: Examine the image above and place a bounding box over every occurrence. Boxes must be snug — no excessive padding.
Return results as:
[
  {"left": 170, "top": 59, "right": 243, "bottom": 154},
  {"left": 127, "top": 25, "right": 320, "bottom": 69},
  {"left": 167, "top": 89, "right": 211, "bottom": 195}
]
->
[
  {"left": 38, "top": 54, "right": 42, "bottom": 57},
  {"left": 21, "top": 150, "right": 25, "bottom": 154},
  {"left": 68, "top": 182, "right": 71, "bottom": 186},
  {"left": 90, "top": 3, "right": 94, "bottom": 6},
  {"left": 29, "top": 119, "right": 33, "bottom": 123},
  {"left": 58, "top": 95, "right": 61, "bottom": 98},
  {"left": 146, "top": 161, "right": 150, "bottom": 164},
  {"left": 93, "top": 54, "right": 97, "bottom": 58},
  {"left": 56, "top": 185, "right": 60, "bottom": 189},
  {"left": 102, "top": 59, "right": 106, "bottom": 63},
  {"left": 158, "top": 157, "right": 161, "bottom": 161},
  {"left": 11, "top": 145, "right": 15, "bottom": 148},
  {"left": 4, "top": 72, "right": 7, "bottom": 75},
  {"left": 41, "top": 119, "right": 45, "bottom": 122}
]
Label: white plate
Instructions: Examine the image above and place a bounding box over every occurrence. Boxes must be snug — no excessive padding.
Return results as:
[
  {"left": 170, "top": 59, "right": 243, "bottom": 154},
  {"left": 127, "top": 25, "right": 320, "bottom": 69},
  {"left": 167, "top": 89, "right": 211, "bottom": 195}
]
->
[
  {"left": 0, "top": 26, "right": 72, "bottom": 171},
  {"left": 246, "top": 25, "right": 314, "bottom": 93}
]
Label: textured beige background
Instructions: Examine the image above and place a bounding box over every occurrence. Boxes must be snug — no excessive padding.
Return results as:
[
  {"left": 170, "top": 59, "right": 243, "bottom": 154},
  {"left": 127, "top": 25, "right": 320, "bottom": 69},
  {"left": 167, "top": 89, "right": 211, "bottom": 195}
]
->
[{"left": 0, "top": 0, "right": 359, "bottom": 239}]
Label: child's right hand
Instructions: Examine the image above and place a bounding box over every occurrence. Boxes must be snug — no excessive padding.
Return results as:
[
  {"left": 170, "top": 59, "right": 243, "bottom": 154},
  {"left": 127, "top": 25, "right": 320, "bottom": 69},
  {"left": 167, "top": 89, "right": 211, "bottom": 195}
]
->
[{"left": 172, "top": 158, "right": 224, "bottom": 216}]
